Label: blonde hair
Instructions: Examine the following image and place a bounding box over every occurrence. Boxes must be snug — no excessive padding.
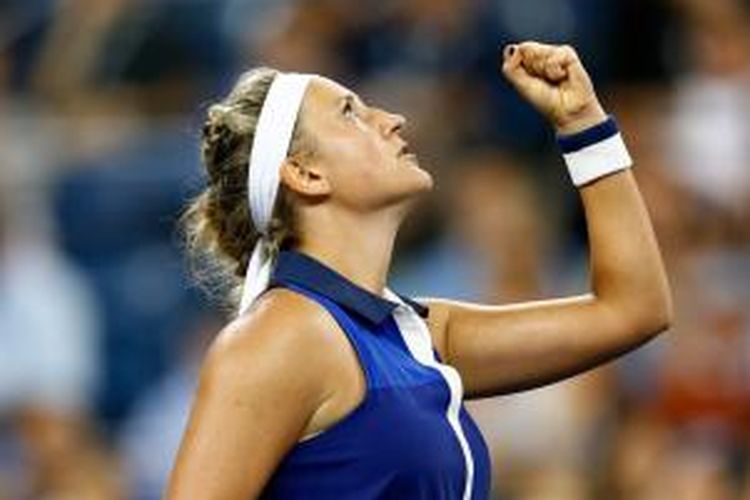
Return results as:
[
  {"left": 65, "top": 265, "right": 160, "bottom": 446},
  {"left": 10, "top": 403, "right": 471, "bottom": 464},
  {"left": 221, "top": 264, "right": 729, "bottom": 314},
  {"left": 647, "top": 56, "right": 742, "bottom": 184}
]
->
[{"left": 181, "top": 67, "right": 310, "bottom": 310}]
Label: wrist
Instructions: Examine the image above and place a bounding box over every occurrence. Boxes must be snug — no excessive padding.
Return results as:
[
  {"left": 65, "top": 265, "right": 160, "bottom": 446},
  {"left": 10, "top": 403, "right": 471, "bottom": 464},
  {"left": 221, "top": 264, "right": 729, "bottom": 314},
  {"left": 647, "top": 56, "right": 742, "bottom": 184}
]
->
[
  {"left": 557, "top": 115, "right": 633, "bottom": 187},
  {"left": 554, "top": 102, "right": 607, "bottom": 135}
]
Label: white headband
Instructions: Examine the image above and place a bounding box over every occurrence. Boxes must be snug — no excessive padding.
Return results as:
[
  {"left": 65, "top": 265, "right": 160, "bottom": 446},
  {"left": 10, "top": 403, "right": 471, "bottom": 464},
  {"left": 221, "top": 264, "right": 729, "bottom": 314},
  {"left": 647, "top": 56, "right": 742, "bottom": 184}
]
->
[{"left": 238, "top": 72, "right": 313, "bottom": 315}]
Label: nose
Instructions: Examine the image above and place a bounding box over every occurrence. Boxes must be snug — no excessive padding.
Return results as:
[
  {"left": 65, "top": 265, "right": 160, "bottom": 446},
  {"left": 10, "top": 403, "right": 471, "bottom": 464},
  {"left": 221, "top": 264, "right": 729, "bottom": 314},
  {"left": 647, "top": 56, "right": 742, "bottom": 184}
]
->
[{"left": 379, "top": 110, "right": 406, "bottom": 137}]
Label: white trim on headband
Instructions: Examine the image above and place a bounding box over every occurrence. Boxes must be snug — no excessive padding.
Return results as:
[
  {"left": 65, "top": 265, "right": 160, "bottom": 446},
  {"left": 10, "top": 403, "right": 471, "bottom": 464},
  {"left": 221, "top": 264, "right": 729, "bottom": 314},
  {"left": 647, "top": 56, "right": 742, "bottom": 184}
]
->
[{"left": 239, "top": 72, "right": 314, "bottom": 315}]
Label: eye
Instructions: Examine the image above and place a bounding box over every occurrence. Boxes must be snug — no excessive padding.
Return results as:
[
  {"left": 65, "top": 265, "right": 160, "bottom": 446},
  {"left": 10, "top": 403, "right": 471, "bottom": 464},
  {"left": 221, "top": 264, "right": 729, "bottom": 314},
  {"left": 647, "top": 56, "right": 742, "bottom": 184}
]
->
[{"left": 342, "top": 99, "right": 355, "bottom": 118}]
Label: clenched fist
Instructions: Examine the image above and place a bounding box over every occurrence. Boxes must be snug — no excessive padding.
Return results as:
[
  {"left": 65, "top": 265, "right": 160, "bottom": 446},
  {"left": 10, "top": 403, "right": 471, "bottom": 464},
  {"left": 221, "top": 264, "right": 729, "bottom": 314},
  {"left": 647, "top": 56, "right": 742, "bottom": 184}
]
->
[{"left": 501, "top": 42, "right": 607, "bottom": 135}]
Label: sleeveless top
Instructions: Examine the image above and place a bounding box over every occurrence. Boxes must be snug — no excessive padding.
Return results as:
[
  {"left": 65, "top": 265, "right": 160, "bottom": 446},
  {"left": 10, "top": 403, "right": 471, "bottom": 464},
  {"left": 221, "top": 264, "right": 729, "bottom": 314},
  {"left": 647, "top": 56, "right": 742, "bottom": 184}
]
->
[{"left": 259, "top": 250, "right": 491, "bottom": 500}]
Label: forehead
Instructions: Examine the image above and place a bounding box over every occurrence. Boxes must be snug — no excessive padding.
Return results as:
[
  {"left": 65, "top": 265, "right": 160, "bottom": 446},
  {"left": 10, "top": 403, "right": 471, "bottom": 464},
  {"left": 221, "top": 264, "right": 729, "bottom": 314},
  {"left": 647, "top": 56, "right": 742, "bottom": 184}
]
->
[{"left": 302, "top": 76, "right": 356, "bottom": 113}]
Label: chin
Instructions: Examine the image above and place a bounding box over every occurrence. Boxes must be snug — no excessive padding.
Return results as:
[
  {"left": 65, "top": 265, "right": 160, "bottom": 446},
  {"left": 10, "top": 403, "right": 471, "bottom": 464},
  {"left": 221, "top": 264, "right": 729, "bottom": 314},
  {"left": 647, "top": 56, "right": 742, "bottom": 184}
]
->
[
  {"left": 395, "top": 170, "right": 433, "bottom": 199},
  {"left": 413, "top": 168, "right": 434, "bottom": 192},
  {"left": 369, "top": 158, "right": 434, "bottom": 211},
  {"left": 398, "top": 155, "right": 434, "bottom": 189},
  {"left": 379, "top": 171, "right": 433, "bottom": 212}
]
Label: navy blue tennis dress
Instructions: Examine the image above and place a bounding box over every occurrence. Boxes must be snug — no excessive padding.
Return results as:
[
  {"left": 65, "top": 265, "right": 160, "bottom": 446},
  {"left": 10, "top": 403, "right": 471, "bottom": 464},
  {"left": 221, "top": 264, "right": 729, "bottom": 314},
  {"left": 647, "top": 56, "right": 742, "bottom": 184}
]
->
[{"left": 259, "top": 249, "right": 491, "bottom": 499}]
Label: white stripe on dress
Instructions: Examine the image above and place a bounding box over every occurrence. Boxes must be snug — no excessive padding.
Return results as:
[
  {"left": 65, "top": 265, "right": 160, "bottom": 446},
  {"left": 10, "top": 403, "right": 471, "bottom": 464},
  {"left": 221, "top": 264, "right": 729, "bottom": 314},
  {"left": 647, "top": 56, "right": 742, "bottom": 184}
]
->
[{"left": 384, "top": 288, "right": 474, "bottom": 500}]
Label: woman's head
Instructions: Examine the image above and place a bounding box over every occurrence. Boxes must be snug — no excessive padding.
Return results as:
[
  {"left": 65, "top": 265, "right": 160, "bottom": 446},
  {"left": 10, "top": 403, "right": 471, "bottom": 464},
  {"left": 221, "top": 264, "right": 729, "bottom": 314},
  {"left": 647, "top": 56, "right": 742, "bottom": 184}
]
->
[
  {"left": 286, "top": 75, "right": 433, "bottom": 211},
  {"left": 183, "top": 68, "right": 432, "bottom": 306}
]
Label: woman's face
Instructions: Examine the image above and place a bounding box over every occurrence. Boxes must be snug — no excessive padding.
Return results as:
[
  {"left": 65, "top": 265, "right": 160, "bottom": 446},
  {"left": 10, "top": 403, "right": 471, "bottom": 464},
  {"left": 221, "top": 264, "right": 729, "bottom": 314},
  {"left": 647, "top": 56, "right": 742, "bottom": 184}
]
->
[{"left": 291, "top": 76, "right": 434, "bottom": 212}]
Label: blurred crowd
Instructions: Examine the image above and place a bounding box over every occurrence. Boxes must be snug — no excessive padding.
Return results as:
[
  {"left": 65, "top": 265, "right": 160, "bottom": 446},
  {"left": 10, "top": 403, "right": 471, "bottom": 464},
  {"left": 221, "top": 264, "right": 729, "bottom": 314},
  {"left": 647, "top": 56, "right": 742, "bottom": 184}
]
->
[{"left": 1, "top": 0, "right": 749, "bottom": 498}]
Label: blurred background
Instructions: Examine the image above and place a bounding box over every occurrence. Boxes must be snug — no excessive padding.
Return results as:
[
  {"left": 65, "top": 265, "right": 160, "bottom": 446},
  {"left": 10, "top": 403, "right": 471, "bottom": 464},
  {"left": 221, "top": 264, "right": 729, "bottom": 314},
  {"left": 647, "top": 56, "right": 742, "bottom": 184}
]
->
[{"left": 1, "top": 0, "right": 749, "bottom": 498}]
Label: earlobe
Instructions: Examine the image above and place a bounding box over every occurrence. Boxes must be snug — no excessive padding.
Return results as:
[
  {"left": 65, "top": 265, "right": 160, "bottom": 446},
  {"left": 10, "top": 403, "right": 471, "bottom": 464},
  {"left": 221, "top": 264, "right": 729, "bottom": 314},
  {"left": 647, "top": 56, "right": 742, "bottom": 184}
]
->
[{"left": 279, "top": 157, "right": 331, "bottom": 197}]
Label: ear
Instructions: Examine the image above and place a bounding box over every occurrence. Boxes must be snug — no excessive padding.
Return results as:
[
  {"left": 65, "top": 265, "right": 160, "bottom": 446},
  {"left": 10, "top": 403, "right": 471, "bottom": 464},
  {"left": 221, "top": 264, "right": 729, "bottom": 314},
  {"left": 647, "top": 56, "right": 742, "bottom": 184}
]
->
[{"left": 279, "top": 156, "right": 332, "bottom": 197}]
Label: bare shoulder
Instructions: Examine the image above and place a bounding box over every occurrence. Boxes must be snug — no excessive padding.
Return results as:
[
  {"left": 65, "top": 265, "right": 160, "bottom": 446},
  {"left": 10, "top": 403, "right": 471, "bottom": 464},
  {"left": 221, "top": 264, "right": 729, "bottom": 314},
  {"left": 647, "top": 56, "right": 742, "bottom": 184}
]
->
[
  {"left": 204, "top": 288, "right": 343, "bottom": 389},
  {"left": 214, "top": 287, "right": 338, "bottom": 352},
  {"left": 168, "top": 288, "right": 345, "bottom": 498}
]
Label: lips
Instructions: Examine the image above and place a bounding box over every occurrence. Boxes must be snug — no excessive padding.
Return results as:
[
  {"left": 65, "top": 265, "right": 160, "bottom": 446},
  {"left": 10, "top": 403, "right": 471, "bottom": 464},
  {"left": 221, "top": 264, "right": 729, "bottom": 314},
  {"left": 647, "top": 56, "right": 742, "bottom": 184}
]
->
[{"left": 398, "top": 143, "right": 411, "bottom": 156}]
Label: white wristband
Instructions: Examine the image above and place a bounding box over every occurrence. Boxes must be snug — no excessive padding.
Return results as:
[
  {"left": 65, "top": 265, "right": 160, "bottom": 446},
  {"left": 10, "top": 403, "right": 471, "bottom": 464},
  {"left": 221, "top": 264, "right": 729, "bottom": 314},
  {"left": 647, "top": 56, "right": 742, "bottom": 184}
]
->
[{"left": 558, "top": 116, "right": 633, "bottom": 187}]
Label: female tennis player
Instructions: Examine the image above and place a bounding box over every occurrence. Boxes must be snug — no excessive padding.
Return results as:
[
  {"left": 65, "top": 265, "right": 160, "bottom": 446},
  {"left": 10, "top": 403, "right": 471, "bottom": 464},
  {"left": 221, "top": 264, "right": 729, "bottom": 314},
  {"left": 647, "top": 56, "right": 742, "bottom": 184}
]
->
[{"left": 167, "top": 42, "right": 672, "bottom": 499}]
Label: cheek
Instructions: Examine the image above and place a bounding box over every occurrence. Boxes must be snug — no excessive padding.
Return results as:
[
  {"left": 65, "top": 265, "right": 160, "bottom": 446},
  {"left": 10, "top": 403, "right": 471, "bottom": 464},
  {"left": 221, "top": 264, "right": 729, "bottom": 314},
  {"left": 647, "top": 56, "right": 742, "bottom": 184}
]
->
[
  {"left": 315, "top": 128, "right": 425, "bottom": 207},
  {"left": 321, "top": 133, "right": 387, "bottom": 181},
  {"left": 317, "top": 117, "right": 387, "bottom": 163},
  {"left": 335, "top": 133, "right": 384, "bottom": 166}
]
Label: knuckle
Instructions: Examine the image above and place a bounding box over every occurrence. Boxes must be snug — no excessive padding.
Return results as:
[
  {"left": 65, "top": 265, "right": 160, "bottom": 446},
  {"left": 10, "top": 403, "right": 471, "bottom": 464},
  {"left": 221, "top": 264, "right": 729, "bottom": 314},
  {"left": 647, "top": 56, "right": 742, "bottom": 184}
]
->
[{"left": 561, "top": 44, "right": 577, "bottom": 57}]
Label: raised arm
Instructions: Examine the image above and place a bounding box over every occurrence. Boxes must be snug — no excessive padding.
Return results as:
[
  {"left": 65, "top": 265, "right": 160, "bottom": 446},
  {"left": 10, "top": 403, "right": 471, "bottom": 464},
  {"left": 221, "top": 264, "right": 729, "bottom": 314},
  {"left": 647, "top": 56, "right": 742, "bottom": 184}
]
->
[{"left": 425, "top": 42, "right": 673, "bottom": 398}]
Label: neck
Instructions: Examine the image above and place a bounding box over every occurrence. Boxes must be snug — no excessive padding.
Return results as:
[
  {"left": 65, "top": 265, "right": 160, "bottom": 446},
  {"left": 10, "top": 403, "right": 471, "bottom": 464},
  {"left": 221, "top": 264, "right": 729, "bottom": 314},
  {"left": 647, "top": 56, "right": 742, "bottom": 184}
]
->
[{"left": 295, "top": 207, "right": 404, "bottom": 297}]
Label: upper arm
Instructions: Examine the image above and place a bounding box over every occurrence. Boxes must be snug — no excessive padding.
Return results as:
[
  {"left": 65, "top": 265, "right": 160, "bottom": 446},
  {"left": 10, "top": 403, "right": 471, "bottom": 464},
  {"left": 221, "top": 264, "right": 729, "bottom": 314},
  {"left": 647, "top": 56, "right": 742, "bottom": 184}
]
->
[
  {"left": 424, "top": 294, "right": 666, "bottom": 398},
  {"left": 166, "top": 293, "right": 333, "bottom": 499}
]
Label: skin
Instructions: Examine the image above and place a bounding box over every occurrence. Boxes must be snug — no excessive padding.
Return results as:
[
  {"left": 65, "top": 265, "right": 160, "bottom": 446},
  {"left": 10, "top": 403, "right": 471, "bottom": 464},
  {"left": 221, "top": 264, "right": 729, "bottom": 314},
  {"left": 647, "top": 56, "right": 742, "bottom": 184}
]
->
[{"left": 167, "top": 42, "right": 673, "bottom": 499}]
